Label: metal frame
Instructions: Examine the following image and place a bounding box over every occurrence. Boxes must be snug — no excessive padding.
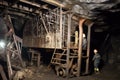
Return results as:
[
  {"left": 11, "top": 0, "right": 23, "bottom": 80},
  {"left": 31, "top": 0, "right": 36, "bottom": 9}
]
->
[
  {"left": 4, "top": 15, "right": 24, "bottom": 80},
  {"left": 23, "top": 7, "right": 94, "bottom": 77},
  {"left": 23, "top": 7, "right": 73, "bottom": 48}
]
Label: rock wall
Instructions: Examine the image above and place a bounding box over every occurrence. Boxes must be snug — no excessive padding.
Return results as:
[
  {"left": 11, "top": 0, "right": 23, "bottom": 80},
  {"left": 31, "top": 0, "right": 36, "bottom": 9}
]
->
[{"left": 101, "top": 33, "right": 120, "bottom": 70}]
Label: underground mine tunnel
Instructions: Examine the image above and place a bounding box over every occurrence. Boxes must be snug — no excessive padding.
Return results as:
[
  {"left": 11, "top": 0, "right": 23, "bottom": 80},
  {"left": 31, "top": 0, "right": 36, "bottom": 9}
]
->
[{"left": 0, "top": 0, "right": 120, "bottom": 80}]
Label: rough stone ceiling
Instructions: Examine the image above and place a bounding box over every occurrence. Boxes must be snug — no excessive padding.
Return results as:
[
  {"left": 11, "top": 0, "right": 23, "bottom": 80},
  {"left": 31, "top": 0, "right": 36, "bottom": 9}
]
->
[
  {"left": 1, "top": 0, "right": 120, "bottom": 19},
  {"left": 0, "top": 0, "right": 120, "bottom": 32},
  {"left": 42, "top": 0, "right": 120, "bottom": 19},
  {"left": 41, "top": 0, "right": 120, "bottom": 32},
  {"left": 1, "top": 0, "right": 119, "bottom": 17}
]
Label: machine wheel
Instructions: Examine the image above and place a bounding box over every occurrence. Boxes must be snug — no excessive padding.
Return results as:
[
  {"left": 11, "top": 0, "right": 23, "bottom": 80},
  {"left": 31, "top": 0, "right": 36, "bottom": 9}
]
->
[
  {"left": 70, "top": 64, "right": 77, "bottom": 76},
  {"left": 55, "top": 65, "right": 66, "bottom": 77}
]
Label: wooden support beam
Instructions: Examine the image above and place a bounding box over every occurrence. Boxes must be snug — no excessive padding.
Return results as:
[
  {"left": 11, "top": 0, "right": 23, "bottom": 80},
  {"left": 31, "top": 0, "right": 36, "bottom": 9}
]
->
[
  {"left": 6, "top": 50, "right": 13, "bottom": 80},
  {"left": 41, "top": 0, "right": 65, "bottom": 8},
  {"left": 0, "top": 65, "right": 7, "bottom": 80},
  {"left": 39, "top": 13, "right": 49, "bottom": 34},
  {"left": 0, "top": 0, "right": 41, "bottom": 16},
  {"left": 4, "top": 15, "right": 25, "bottom": 80},
  {"left": 19, "top": 0, "right": 41, "bottom": 8}
]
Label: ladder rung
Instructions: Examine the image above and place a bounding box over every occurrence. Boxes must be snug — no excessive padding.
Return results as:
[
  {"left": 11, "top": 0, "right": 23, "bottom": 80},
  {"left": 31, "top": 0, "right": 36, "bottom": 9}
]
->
[
  {"left": 54, "top": 53, "right": 66, "bottom": 55},
  {"left": 82, "top": 56, "right": 88, "bottom": 58},
  {"left": 32, "top": 58, "right": 38, "bottom": 60},
  {"left": 70, "top": 53, "right": 77, "bottom": 56},
  {"left": 61, "top": 64, "right": 67, "bottom": 68},
  {"left": 69, "top": 56, "right": 78, "bottom": 58},
  {"left": 62, "top": 48, "right": 67, "bottom": 50},
  {"left": 52, "top": 58, "right": 66, "bottom": 61},
  {"left": 51, "top": 62, "right": 67, "bottom": 68},
  {"left": 51, "top": 62, "right": 61, "bottom": 65}
]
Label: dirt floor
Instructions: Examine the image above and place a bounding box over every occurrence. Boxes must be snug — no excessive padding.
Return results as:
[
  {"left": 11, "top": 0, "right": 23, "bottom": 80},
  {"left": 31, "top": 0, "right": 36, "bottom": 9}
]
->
[{"left": 23, "top": 63, "right": 120, "bottom": 80}]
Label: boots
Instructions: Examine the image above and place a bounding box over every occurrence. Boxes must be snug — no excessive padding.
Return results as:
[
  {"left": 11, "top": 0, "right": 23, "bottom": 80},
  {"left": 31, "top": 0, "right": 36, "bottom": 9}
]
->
[{"left": 94, "top": 68, "right": 100, "bottom": 73}]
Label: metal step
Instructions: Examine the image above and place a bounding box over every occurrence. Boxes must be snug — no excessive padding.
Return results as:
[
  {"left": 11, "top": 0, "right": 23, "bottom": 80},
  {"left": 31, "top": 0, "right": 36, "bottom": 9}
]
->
[
  {"left": 69, "top": 56, "right": 78, "bottom": 58},
  {"left": 51, "top": 62, "right": 67, "bottom": 68},
  {"left": 54, "top": 53, "right": 67, "bottom": 55},
  {"left": 82, "top": 56, "right": 88, "bottom": 58},
  {"left": 52, "top": 58, "right": 66, "bottom": 61}
]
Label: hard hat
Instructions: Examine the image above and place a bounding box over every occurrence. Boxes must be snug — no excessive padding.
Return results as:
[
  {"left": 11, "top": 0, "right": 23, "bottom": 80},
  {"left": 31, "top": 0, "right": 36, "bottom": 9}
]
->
[
  {"left": 94, "top": 49, "right": 98, "bottom": 53},
  {"left": 83, "top": 33, "right": 86, "bottom": 38}
]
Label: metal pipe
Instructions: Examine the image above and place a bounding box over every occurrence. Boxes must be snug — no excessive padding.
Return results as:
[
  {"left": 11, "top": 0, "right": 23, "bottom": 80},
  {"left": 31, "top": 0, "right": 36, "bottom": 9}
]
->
[
  {"left": 66, "top": 13, "right": 73, "bottom": 77},
  {"left": 85, "top": 21, "right": 94, "bottom": 74},
  {"left": 60, "top": 7, "right": 62, "bottom": 48},
  {"left": 77, "top": 18, "right": 86, "bottom": 77}
]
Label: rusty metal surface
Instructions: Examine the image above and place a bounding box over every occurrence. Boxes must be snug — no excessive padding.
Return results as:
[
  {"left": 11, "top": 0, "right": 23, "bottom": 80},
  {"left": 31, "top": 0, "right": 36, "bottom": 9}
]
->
[
  {"left": 23, "top": 8, "right": 77, "bottom": 49},
  {"left": 23, "top": 7, "right": 94, "bottom": 77},
  {"left": 66, "top": 13, "right": 73, "bottom": 77},
  {"left": 77, "top": 18, "right": 86, "bottom": 76},
  {"left": 85, "top": 22, "right": 94, "bottom": 74}
]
